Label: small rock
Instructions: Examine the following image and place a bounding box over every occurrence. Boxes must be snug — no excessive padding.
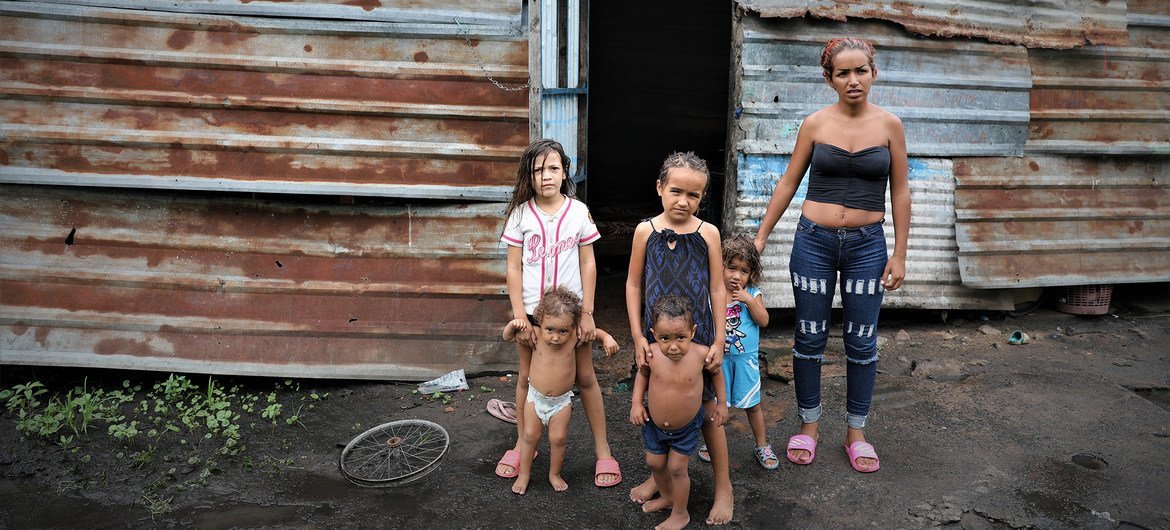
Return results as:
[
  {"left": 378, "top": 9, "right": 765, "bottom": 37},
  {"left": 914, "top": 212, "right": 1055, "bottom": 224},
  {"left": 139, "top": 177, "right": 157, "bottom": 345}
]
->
[
  {"left": 499, "top": 375, "right": 509, "bottom": 382},
  {"left": 978, "top": 324, "right": 1000, "bottom": 336},
  {"left": 895, "top": 329, "right": 911, "bottom": 342},
  {"left": 444, "top": 406, "right": 455, "bottom": 413},
  {"left": 897, "top": 356, "right": 909, "bottom": 363},
  {"left": 968, "top": 359, "right": 990, "bottom": 367},
  {"left": 876, "top": 335, "right": 888, "bottom": 350},
  {"left": 991, "top": 342, "right": 999, "bottom": 349}
]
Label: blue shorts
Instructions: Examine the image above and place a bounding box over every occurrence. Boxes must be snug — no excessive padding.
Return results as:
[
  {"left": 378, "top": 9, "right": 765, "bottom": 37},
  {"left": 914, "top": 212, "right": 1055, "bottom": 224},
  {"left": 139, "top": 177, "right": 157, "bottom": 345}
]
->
[
  {"left": 642, "top": 407, "right": 705, "bottom": 456},
  {"left": 722, "top": 351, "right": 762, "bottom": 409}
]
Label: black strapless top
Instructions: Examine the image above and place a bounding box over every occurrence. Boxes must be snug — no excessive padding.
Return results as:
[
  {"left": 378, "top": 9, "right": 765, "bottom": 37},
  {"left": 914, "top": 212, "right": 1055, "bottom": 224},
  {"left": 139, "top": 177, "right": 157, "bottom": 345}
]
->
[{"left": 806, "top": 143, "right": 890, "bottom": 213}]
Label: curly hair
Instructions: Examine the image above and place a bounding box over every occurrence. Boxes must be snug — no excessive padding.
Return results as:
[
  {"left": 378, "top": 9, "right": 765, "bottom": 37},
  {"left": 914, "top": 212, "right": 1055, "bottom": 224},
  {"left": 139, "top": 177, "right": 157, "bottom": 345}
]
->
[
  {"left": 532, "top": 286, "right": 582, "bottom": 327},
  {"left": 722, "top": 234, "right": 762, "bottom": 287},
  {"left": 504, "top": 139, "right": 575, "bottom": 221},
  {"left": 820, "top": 37, "right": 877, "bottom": 80},
  {"left": 649, "top": 294, "right": 694, "bottom": 329}
]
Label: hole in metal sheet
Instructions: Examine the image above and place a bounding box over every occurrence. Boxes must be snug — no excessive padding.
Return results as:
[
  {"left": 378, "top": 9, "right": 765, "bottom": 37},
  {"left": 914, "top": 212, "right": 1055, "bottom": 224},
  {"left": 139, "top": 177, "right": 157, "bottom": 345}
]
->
[
  {"left": 275, "top": 260, "right": 283, "bottom": 268},
  {"left": 64, "top": 227, "right": 76, "bottom": 245}
]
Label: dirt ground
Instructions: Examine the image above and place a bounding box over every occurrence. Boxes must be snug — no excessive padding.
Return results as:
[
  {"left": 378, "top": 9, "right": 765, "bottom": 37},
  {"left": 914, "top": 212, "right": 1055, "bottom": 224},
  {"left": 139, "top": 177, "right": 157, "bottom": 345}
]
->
[{"left": 2, "top": 276, "right": 1170, "bottom": 529}]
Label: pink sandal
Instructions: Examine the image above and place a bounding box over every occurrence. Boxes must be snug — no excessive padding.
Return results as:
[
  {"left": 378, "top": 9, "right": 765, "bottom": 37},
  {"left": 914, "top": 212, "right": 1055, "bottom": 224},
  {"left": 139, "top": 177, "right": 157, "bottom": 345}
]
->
[
  {"left": 844, "top": 441, "right": 880, "bottom": 473},
  {"left": 786, "top": 434, "right": 818, "bottom": 465},
  {"left": 494, "top": 449, "right": 538, "bottom": 478},
  {"left": 594, "top": 457, "right": 622, "bottom": 487}
]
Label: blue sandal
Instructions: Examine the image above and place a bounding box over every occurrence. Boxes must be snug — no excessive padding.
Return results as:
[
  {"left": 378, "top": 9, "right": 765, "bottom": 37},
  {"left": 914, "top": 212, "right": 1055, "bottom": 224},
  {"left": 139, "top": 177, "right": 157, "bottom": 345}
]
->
[{"left": 755, "top": 444, "right": 779, "bottom": 470}]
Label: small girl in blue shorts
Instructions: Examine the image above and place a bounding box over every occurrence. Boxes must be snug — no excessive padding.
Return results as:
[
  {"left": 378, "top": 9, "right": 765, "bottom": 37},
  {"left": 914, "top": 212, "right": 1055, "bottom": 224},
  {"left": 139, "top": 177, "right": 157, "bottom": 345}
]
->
[{"left": 720, "top": 235, "right": 775, "bottom": 469}]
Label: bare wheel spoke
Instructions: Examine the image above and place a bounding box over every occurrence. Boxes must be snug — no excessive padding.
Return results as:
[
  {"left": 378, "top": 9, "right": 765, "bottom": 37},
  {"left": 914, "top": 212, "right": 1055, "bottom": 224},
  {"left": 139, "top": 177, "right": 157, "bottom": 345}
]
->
[{"left": 340, "top": 420, "right": 449, "bottom": 487}]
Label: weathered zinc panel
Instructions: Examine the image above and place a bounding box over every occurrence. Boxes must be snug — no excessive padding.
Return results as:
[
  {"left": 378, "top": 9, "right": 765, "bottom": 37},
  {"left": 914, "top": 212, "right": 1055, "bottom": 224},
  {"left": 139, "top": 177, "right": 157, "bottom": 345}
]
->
[
  {"left": 732, "top": 14, "right": 1016, "bottom": 309},
  {"left": 1027, "top": 3, "right": 1170, "bottom": 156},
  {"left": 954, "top": 0, "right": 1170, "bottom": 288},
  {"left": 737, "top": 15, "right": 1031, "bottom": 157},
  {"left": 0, "top": 1, "right": 528, "bottom": 380},
  {"left": 0, "top": 1, "right": 529, "bottom": 200},
  {"left": 736, "top": 154, "right": 1011, "bottom": 310},
  {"left": 0, "top": 185, "right": 512, "bottom": 379},
  {"left": 954, "top": 157, "right": 1170, "bottom": 288},
  {"left": 735, "top": 0, "right": 1128, "bottom": 49}
]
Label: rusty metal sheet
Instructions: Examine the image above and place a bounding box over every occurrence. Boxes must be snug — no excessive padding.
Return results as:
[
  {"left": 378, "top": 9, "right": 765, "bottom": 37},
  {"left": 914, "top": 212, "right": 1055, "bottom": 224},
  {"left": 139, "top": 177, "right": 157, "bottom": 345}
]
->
[
  {"left": 735, "top": 0, "right": 1128, "bottom": 49},
  {"left": 1027, "top": 2, "right": 1170, "bottom": 156},
  {"left": 28, "top": 0, "right": 521, "bottom": 25},
  {"left": 733, "top": 153, "right": 1013, "bottom": 310},
  {"left": 0, "top": 184, "right": 514, "bottom": 380},
  {"left": 0, "top": 1, "right": 530, "bottom": 200},
  {"left": 737, "top": 14, "right": 1031, "bottom": 158},
  {"left": 954, "top": 157, "right": 1170, "bottom": 288}
]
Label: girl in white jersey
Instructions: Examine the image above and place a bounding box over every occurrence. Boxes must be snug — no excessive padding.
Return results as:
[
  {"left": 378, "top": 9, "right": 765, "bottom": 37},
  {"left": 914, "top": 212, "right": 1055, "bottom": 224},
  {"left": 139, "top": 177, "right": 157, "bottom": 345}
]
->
[{"left": 496, "top": 138, "right": 622, "bottom": 488}]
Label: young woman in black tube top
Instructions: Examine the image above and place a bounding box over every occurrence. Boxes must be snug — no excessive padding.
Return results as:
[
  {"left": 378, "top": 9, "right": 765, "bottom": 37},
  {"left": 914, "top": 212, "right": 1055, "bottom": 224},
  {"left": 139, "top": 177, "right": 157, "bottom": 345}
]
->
[{"left": 753, "top": 37, "right": 910, "bottom": 473}]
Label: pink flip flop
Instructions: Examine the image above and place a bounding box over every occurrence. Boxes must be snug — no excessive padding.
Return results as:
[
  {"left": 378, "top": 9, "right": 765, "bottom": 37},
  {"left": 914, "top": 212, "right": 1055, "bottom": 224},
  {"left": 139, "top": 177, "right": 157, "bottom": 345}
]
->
[
  {"left": 786, "top": 434, "right": 817, "bottom": 465},
  {"left": 594, "top": 457, "right": 622, "bottom": 487},
  {"left": 494, "top": 448, "right": 538, "bottom": 478},
  {"left": 844, "top": 440, "right": 881, "bottom": 473},
  {"left": 486, "top": 399, "right": 517, "bottom": 424}
]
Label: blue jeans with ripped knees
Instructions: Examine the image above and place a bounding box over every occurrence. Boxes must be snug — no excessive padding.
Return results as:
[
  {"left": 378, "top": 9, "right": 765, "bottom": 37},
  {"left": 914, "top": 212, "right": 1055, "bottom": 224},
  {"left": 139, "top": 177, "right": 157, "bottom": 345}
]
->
[{"left": 788, "top": 215, "right": 887, "bottom": 430}]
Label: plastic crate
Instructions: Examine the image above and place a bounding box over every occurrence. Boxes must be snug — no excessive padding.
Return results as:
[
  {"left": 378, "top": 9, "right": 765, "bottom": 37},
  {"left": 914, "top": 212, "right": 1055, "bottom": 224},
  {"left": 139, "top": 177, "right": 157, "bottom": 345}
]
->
[{"left": 1055, "top": 285, "right": 1113, "bottom": 315}]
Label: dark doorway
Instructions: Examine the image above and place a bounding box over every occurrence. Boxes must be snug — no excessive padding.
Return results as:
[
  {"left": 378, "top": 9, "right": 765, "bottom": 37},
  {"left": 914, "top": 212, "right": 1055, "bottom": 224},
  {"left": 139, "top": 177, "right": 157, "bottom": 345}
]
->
[{"left": 585, "top": 0, "right": 733, "bottom": 262}]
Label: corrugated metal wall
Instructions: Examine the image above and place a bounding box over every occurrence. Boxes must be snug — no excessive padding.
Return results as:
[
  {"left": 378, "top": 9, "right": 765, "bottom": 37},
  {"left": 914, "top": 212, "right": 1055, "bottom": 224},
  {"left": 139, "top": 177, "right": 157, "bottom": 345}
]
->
[
  {"left": 955, "top": 0, "right": 1170, "bottom": 288},
  {"left": 736, "top": 0, "right": 1128, "bottom": 49},
  {"left": 730, "top": 1, "right": 1169, "bottom": 306},
  {"left": 0, "top": 1, "right": 530, "bottom": 379},
  {"left": 729, "top": 14, "right": 1016, "bottom": 309}
]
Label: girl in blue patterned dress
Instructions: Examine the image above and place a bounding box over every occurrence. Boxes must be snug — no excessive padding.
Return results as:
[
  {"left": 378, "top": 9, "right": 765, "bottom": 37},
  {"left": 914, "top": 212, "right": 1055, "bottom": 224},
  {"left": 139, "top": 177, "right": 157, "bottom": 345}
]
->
[{"left": 625, "top": 151, "right": 733, "bottom": 525}]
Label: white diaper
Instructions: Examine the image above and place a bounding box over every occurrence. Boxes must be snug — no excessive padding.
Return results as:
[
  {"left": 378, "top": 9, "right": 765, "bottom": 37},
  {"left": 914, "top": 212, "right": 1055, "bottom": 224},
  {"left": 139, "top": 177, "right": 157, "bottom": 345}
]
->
[{"left": 526, "top": 384, "right": 573, "bottom": 426}]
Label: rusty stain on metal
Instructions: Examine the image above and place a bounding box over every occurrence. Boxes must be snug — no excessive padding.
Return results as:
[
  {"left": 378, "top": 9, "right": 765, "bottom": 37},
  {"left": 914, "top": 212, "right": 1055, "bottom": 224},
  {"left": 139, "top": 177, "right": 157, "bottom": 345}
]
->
[
  {"left": 954, "top": 157, "right": 1170, "bottom": 288},
  {"left": 736, "top": 0, "right": 1129, "bottom": 49},
  {"left": 0, "top": 185, "right": 515, "bottom": 379},
  {"left": 0, "top": 2, "right": 530, "bottom": 199},
  {"left": 0, "top": 1, "right": 530, "bottom": 379}
]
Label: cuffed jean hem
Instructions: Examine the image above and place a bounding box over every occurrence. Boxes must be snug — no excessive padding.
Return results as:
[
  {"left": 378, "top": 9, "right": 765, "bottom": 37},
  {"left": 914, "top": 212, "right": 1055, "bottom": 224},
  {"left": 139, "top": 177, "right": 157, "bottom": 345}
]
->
[
  {"left": 792, "top": 349, "right": 823, "bottom": 361},
  {"left": 798, "top": 405, "right": 822, "bottom": 424},
  {"left": 846, "top": 412, "right": 868, "bottom": 430}
]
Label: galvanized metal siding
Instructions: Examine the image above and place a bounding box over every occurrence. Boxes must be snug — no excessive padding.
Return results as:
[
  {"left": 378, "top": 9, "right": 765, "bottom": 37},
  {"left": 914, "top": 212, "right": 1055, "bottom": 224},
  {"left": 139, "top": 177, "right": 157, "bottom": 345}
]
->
[
  {"left": 954, "top": 157, "right": 1170, "bottom": 288},
  {"left": 0, "top": 185, "right": 513, "bottom": 379},
  {"left": 1027, "top": 4, "right": 1170, "bottom": 156},
  {"left": 732, "top": 14, "right": 1015, "bottom": 309},
  {"left": 955, "top": 1, "right": 1170, "bottom": 288},
  {"left": 737, "top": 15, "right": 1031, "bottom": 158},
  {"left": 736, "top": 0, "right": 1128, "bottom": 49},
  {"left": 0, "top": 1, "right": 528, "bottom": 380},
  {"left": 0, "top": 1, "right": 529, "bottom": 200}
]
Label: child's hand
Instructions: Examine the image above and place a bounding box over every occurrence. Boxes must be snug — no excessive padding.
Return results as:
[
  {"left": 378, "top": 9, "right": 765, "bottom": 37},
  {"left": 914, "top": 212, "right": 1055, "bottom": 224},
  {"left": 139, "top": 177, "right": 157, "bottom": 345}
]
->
[
  {"left": 601, "top": 334, "right": 620, "bottom": 356},
  {"left": 634, "top": 336, "right": 651, "bottom": 367},
  {"left": 630, "top": 403, "right": 648, "bottom": 426},
  {"left": 704, "top": 344, "right": 724, "bottom": 372},
  {"left": 709, "top": 402, "right": 727, "bottom": 428},
  {"left": 729, "top": 285, "right": 752, "bottom": 304},
  {"left": 508, "top": 318, "right": 529, "bottom": 335}
]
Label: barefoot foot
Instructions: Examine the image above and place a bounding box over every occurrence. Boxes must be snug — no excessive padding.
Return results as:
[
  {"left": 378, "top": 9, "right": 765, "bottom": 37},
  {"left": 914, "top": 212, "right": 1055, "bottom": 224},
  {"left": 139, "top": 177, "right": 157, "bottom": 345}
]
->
[
  {"left": 630, "top": 477, "right": 658, "bottom": 504},
  {"left": 549, "top": 473, "right": 568, "bottom": 492},
  {"left": 706, "top": 487, "right": 733, "bottom": 525},
  {"left": 642, "top": 496, "right": 672, "bottom": 513},
  {"left": 656, "top": 512, "right": 690, "bottom": 530},
  {"left": 511, "top": 474, "right": 529, "bottom": 495}
]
